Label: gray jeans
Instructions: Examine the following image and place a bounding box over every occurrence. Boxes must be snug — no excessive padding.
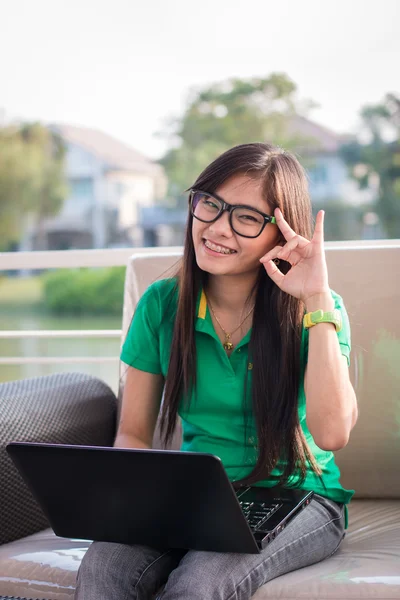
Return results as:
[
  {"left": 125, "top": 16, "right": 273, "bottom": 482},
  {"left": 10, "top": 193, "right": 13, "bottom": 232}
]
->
[{"left": 75, "top": 494, "right": 345, "bottom": 600}]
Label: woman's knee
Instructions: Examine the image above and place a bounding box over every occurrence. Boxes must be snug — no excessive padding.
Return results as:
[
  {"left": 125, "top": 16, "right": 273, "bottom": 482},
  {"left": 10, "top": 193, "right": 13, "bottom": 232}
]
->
[
  {"left": 76, "top": 542, "right": 183, "bottom": 600},
  {"left": 77, "top": 542, "right": 127, "bottom": 587},
  {"left": 161, "top": 551, "right": 251, "bottom": 600}
]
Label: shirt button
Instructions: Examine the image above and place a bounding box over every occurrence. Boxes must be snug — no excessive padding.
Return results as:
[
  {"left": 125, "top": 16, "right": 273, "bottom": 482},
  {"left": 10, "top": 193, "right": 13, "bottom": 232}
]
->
[
  {"left": 248, "top": 436, "right": 255, "bottom": 444},
  {"left": 237, "top": 349, "right": 241, "bottom": 353},
  {"left": 248, "top": 363, "right": 253, "bottom": 370}
]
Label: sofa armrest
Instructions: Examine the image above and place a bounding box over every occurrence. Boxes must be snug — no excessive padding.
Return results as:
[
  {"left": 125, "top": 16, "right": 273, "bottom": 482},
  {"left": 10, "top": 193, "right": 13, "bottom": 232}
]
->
[{"left": 0, "top": 372, "right": 117, "bottom": 545}]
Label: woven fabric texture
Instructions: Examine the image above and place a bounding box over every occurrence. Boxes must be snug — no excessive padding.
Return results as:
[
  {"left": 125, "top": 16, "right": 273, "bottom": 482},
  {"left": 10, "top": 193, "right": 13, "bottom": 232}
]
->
[
  {"left": 0, "top": 372, "right": 117, "bottom": 545},
  {"left": 0, "top": 597, "right": 48, "bottom": 600}
]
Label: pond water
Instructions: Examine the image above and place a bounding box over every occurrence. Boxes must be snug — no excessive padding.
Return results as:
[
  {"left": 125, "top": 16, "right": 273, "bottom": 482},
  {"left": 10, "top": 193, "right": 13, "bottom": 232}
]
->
[{"left": 0, "top": 309, "right": 124, "bottom": 395}]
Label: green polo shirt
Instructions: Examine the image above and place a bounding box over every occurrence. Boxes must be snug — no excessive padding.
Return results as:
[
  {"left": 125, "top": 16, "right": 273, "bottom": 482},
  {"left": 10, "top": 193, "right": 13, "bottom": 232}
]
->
[{"left": 121, "top": 277, "right": 354, "bottom": 524}]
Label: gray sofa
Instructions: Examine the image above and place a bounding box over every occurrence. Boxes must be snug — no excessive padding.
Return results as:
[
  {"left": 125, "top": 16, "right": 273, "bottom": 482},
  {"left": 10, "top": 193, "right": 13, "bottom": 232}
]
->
[{"left": 1, "top": 243, "right": 400, "bottom": 599}]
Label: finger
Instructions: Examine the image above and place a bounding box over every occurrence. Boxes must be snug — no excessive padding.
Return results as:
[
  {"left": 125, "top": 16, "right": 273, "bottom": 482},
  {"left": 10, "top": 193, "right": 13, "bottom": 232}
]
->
[
  {"left": 277, "top": 236, "right": 305, "bottom": 261},
  {"left": 274, "top": 207, "right": 297, "bottom": 241},
  {"left": 259, "top": 245, "right": 283, "bottom": 264},
  {"left": 263, "top": 257, "right": 285, "bottom": 288},
  {"left": 312, "top": 210, "right": 325, "bottom": 246},
  {"left": 279, "top": 248, "right": 302, "bottom": 266}
]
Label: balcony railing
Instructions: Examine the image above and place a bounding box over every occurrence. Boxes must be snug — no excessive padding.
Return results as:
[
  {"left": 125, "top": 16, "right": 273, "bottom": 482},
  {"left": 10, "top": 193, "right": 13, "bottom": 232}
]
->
[
  {"left": 0, "top": 246, "right": 181, "bottom": 369},
  {"left": 0, "top": 240, "right": 397, "bottom": 370}
]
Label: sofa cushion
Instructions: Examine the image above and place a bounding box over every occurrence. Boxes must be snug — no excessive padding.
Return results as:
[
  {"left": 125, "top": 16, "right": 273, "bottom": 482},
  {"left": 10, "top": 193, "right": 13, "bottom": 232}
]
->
[
  {"left": 0, "top": 372, "right": 117, "bottom": 546},
  {"left": 253, "top": 500, "right": 400, "bottom": 599},
  {"left": 0, "top": 529, "right": 87, "bottom": 600},
  {"left": 0, "top": 500, "right": 399, "bottom": 600}
]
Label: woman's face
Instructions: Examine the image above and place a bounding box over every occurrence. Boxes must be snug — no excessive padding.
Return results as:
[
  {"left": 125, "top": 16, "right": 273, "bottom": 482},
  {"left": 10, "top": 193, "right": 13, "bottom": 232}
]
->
[{"left": 192, "top": 174, "right": 281, "bottom": 277}]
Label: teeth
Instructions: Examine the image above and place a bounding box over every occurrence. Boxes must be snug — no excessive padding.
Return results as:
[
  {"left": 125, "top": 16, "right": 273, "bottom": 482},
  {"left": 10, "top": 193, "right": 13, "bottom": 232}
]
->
[{"left": 205, "top": 240, "right": 235, "bottom": 254}]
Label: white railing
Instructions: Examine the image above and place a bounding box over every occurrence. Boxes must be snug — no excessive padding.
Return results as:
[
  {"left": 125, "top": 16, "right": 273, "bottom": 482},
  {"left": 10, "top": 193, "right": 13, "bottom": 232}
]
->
[
  {"left": 0, "top": 357, "right": 119, "bottom": 365},
  {"left": 0, "top": 330, "right": 122, "bottom": 365},
  {"left": 0, "top": 246, "right": 181, "bottom": 367},
  {"left": 0, "top": 239, "right": 396, "bottom": 272},
  {"left": 0, "top": 330, "right": 121, "bottom": 338},
  {"left": 0, "top": 246, "right": 181, "bottom": 270},
  {"left": 0, "top": 241, "right": 398, "bottom": 368}
]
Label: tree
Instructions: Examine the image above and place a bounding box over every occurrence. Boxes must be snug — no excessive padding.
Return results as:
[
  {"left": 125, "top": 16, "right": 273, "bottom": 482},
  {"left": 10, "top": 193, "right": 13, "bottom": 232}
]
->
[
  {"left": 0, "top": 122, "right": 67, "bottom": 250},
  {"left": 340, "top": 93, "right": 400, "bottom": 238},
  {"left": 159, "top": 73, "right": 317, "bottom": 195}
]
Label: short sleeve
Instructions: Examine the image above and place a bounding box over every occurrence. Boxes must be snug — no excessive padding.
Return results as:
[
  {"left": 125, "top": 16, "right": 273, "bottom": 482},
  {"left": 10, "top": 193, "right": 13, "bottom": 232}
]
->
[
  {"left": 301, "top": 289, "right": 352, "bottom": 367},
  {"left": 120, "top": 282, "right": 162, "bottom": 374},
  {"left": 332, "top": 290, "right": 351, "bottom": 366}
]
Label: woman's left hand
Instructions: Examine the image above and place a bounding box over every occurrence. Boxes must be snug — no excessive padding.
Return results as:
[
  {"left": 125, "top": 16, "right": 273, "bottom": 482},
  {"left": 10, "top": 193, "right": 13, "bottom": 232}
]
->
[{"left": 259, "top": 208, "right": 329, "bottom": 303}]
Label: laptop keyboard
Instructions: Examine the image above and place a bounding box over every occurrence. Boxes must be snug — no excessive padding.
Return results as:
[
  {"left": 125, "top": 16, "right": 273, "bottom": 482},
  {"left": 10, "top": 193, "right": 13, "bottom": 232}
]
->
[{"left": 239, "top": 500, "right": 283, "bottom": 531}]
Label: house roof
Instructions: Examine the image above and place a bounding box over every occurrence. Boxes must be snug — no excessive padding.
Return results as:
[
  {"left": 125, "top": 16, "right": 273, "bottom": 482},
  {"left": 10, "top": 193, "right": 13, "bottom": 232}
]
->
[
  {"left": 52, "top": 118, "right": 349, "bottom": 178},
  {"left": 52, "top": 124, "right": 164, "bottom": 176},
  {"left": 287, "top": 115, "right": 352, "bottom": 154}
]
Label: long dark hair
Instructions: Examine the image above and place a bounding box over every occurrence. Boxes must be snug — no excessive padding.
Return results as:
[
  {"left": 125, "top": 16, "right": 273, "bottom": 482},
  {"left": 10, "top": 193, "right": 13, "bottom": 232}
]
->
[{"left": 161, "top": 142, "right": 321, "bottom": 486}]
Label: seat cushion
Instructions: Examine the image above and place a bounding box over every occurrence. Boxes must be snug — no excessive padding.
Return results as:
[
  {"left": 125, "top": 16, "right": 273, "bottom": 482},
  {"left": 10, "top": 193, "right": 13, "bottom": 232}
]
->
[
  {"left": 0, "top": 528, "right": 88, "bottom": 600},
  {"left": 254, "top": 499, "right": 400, "bottom": 599},
  {"left": 0, "top": 500, "right": 399, "bottom": 600}
]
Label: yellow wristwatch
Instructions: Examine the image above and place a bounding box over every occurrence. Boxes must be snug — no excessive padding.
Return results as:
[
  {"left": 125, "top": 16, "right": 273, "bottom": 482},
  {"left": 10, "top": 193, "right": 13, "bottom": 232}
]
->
[{"left": 303, "top": 309, "right": 342, "bottom": 333}]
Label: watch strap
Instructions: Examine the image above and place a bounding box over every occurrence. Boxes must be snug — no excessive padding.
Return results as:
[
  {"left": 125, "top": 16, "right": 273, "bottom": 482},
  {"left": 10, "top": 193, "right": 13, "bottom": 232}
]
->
[{"left": 303, "top": 308, "right": 342, "bottom": 332}]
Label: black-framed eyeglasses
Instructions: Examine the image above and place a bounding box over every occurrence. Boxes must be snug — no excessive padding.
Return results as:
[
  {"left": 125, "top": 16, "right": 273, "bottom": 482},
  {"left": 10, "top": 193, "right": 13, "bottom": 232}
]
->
[{"left": 189, "top": 189, "right": 276, "bottom": 239}]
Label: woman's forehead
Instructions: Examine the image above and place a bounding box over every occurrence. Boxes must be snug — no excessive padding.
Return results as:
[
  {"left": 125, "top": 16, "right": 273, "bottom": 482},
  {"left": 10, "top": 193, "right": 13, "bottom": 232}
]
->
[{"left": 215, "top": 174, "right": 269, "bottom": 210}]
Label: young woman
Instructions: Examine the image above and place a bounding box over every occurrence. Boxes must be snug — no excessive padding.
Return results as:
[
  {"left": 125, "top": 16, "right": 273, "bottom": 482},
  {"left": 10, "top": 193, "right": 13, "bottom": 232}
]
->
[{"left": 75, "top": 143, "right": 358, "bottom": 600}]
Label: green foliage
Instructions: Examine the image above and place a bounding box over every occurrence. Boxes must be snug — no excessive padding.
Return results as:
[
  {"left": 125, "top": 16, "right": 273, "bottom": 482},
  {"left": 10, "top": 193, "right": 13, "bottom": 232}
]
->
[
  {"left": 159, "top": 73, "right": 316, "bottom": 193},
  {"left": 0, "top": 123, "right": 67, "bottom": 250},
  {"left": 340, "top": 93, "right": 400, "bottom": 238},
  {"left": 42, "top": 267, "right": 126, "bottom": 315}
]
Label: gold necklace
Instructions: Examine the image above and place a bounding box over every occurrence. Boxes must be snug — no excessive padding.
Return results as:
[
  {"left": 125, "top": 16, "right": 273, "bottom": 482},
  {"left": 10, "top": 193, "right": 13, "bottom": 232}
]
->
[{"left": 207, "top": 299, "right": 254, "bottom": 352}]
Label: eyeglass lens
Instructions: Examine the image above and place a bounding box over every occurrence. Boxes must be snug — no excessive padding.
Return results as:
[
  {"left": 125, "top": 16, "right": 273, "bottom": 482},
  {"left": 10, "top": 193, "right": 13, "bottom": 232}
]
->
[{"left": 191, "top": 191, "right": 265, "bottom": 237}]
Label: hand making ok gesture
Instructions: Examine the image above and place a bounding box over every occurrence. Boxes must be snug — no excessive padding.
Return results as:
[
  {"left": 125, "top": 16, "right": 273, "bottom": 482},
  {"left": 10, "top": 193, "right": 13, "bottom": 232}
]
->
[{"left": 260, "top": 208, "right": 330, "bottom": 304}]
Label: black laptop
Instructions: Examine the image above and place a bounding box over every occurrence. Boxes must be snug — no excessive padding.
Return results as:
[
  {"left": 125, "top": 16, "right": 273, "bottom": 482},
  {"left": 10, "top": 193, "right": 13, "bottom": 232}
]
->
[{"left": 6, "top": 442, "right": 313, "bottom": 554}]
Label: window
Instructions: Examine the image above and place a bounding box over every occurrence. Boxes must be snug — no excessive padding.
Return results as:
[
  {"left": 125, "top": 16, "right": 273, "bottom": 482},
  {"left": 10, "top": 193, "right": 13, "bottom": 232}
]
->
[{"left": 69, "top": 178, "right": 93, "bottom": 198}]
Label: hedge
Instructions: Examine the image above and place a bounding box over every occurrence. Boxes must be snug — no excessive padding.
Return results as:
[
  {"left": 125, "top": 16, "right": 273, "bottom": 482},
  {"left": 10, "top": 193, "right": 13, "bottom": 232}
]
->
[{"left": 42, "top": 267, "right": 126, "bottom": 314}]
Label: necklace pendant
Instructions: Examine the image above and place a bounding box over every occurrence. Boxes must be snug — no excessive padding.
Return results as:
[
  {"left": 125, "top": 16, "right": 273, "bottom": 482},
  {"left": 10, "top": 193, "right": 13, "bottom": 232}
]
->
[
  {"left": 223, "top": 341, "right": 234, "bottom": 351},
  {"left": 223, "top": 335, "right": 234, "bottom": 351}
]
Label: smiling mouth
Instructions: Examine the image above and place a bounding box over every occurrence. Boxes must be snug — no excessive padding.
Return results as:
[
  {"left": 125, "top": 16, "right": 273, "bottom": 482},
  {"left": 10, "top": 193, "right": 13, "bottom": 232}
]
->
[{"left": 203, "top": 239, "right": 237, "bottom": 255}]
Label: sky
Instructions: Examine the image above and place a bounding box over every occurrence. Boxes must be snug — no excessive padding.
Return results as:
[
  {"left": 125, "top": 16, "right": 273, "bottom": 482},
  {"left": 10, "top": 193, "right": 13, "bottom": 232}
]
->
[{"left": 1, "top": 0, "right": 399, "bottom": 159}]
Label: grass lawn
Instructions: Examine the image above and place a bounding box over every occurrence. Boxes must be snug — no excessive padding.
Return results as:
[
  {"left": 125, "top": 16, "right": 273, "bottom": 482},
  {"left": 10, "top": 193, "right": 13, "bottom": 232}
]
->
[{"left": 0, "top": 276, "right": 43, "bottom": 306}]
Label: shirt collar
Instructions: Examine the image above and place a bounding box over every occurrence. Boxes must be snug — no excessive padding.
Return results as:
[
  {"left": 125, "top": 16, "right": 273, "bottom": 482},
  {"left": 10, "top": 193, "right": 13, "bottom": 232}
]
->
[
  {"left": 195, "top": 289, "right": 251, "bottom": 349},
  {"left": 197, "top": 289, "right": 207, "bottom": 320}
]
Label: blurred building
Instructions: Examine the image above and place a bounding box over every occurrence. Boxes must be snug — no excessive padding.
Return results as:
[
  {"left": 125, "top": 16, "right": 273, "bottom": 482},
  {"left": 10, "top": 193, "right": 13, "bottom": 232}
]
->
[
  {"left": 21, "top": 125, "right": 167, "bottom": 251},
  {"left": 18, "top": 118, "right": 380, "bottom": 251},
  {"left": 289, "top": 116, "right": 378, "bottom": 206},
  {"left": 137, "top": 117, "right": 380, "bottom": 245}
]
